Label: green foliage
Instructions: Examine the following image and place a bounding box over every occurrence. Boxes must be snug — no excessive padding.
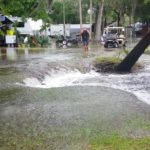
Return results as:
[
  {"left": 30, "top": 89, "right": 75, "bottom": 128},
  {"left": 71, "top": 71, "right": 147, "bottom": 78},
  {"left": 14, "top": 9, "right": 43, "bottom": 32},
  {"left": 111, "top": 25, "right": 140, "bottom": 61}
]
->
[
  {"left": 50, "top": 0, "right": 80, "bottom": 24},
  {"left": 50, "top": 1, "right": 63, "bottom": 23},
  {"left": 0, "top": 0, "right": 51, "bottom": 22},
  {"left": 0, "top": 0, "right": 149, "bottom": 33},
  {"left": 135, "top": 1, "right": 150, "bottom": 23},
  {"left": 35, "top": 34, "right": 50, "bottom": 47},
  {"left": 0, "top": 29, "right": 4, "bottom": 36},
  {"left": 27, "top": 34, "right": 50, "bottom": 47}
]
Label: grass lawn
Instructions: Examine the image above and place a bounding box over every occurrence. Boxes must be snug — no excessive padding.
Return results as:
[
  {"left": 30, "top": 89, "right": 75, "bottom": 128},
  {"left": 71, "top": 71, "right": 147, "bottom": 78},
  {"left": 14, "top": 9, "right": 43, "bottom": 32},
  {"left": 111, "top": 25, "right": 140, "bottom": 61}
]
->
[{"left": 89, "top": 135, "right": 150, "bottom": 150}]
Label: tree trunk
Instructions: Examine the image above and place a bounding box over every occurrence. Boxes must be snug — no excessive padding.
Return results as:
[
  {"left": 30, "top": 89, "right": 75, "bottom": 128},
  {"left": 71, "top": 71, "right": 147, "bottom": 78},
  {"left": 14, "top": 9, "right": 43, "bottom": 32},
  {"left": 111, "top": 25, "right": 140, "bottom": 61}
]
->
[
  {"left": 116, "top": 31, "right": 150, "bottom": 72},
  {"left": 131, "top": 0, "right": 137, "bottom": 24},
  {"left": 120, "top": 10, "right": 125, "bottom": 26},
  {"left": 79, "top": 0, "right": 83, "bottom": 29},
  {"left": 114, "top": 10, "right": 120, "bottom": 26},
  {"left": 95, "top": 0, "right": 104, "bottom": 41},
  {"left": 48, "top": 0, "right": 53, "bottom": 9}
]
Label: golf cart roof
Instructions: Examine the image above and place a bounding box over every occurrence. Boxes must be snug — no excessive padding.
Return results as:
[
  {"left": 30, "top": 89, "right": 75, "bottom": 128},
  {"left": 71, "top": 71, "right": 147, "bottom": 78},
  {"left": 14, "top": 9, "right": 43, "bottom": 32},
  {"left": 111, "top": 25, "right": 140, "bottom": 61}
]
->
[
  {"left": 106, "top": 27, "right": 125, "bottom": 29},
  {"left": 104, "top": 26, "right": 125, "bottom": 33}
]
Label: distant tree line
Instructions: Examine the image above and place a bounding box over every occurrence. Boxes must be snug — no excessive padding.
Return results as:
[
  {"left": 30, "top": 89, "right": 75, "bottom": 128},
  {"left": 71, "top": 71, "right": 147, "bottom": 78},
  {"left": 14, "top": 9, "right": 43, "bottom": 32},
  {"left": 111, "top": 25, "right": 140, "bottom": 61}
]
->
[{"left": 0, "top": 0, "right": 149, "bottom": 40}]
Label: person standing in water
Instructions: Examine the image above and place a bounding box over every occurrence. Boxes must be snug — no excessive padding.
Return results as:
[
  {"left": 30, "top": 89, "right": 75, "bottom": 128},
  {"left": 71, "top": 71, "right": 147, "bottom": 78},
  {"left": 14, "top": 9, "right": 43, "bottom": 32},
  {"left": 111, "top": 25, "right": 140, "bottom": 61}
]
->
[{"left": 80, "top": 28, "right": 90, "bottom": 56}]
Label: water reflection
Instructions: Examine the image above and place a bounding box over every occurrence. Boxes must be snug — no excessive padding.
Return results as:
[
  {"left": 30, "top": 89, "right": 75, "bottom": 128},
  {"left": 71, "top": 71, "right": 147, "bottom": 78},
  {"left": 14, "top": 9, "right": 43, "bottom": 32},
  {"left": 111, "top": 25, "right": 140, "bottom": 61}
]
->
[
  {"left": 6, "top": 47, "right": 17, "bottom": 61},
  {"left": 24, "top": 48, "right": 29, "bottom": 59},
  {"left": 0, "top": 48, "right": 18, "bottom": 64},
  {"left": 0, "top": 48, "right": 7, "bottom": 64}
]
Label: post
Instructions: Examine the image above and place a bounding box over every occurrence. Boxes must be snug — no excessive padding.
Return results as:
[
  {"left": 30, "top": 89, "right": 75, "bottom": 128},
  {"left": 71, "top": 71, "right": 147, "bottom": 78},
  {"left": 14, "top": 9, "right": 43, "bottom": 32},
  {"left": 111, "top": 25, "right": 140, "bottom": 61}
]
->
[
  {"left": 63, "top": 0, "right": 66, "bottom": 37},
  {"left": 90, "top": 0, "right": 92, "bottom": 40},
  {"left": 79, "top": 0, "right": 83, "bottom": 30}
]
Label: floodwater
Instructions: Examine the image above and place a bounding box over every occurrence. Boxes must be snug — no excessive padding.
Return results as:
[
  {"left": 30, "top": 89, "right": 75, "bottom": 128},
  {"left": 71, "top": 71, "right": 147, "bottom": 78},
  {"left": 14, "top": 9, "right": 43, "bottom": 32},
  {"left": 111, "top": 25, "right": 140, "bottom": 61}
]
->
[{"left": 0, "top": 47, "right": 150, "bottom": 149}]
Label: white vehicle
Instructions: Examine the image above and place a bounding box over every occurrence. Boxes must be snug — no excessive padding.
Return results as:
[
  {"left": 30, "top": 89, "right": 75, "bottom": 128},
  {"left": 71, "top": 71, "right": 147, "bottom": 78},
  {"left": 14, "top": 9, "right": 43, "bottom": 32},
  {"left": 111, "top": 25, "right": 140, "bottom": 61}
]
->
[
  {"left": 47, "top": 24, "right": 70, "bottom": 37},
  {"left": 47, "top": 24, "right": 91, "bottom": 38},
  {"left": 103, "top": 27, "right": 127, "bottom": 48}
]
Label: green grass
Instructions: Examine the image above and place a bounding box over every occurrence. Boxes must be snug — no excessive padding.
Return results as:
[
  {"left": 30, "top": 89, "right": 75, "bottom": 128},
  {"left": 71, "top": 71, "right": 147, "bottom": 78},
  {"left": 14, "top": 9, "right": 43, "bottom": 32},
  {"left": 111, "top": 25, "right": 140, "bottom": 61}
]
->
[
  {"left": 89, "top": 116, "right": 150, "bottom": 150},
  {"left": 0, "top": 136, "right": 49, "bottom": 150},
  {"left": 1, "top": 133, "right": 150, "bottom": 150},
  {"left": 1, "top": 118, "right": 150, "bottom": 150},
  {"left": 89, "top": 134, "right": 150, "bottom": 150},
  {"left": 95, "top": 56, "right": 122, "bottom": 64}
]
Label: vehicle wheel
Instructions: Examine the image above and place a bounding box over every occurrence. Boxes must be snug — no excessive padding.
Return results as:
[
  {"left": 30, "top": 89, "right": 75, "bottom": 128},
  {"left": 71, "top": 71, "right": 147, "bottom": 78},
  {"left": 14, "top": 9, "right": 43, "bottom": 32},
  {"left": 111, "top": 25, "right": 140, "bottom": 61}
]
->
[
  {"left": 114, "top": 42, "right": 118, "bottom": 48},
  {"left": 123, "top": 41, "right": 127, "bottom": 47},
  {"left": 108, "top": 43, "right": 112, "bottom": 48},
  {"left": 67, "top": 42, "right": 72, "bottom": 46},
  {"left": 62, "top": 40, "right": 67, "bottom": 45},
  {"left": 104, "top": 43, "right": 108, "bottom": 48},
  {"left": 62, "top": 45, "right": 67, "bottom": 48}
]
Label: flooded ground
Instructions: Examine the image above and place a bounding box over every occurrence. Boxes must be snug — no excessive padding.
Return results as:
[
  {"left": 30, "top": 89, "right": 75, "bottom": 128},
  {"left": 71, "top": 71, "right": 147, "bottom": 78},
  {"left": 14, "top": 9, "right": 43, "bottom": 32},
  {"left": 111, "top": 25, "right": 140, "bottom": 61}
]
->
[{"left": 0, "top": 46, "right": 150, "bottom": 149}]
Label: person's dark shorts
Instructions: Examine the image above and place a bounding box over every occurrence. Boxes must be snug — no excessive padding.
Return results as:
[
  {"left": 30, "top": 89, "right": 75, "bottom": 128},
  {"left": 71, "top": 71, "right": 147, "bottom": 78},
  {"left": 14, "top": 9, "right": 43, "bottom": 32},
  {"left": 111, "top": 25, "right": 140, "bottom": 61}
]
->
[{"left": 82, "top": 38, "right": 89, "bottom": 46}]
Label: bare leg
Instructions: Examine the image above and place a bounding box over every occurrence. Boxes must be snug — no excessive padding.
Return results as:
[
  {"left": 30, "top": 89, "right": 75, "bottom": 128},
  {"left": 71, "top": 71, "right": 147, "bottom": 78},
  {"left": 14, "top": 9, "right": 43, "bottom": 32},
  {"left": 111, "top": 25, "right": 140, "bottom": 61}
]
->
[
  {"left": 83, "top": 46, "right": 87, "bottom": 56},
  {"left": 85, "top": 45, "right": 89, "bottom": 56},
  {"left": 83, "top": 42, "right": 88, "bottom": 57}
]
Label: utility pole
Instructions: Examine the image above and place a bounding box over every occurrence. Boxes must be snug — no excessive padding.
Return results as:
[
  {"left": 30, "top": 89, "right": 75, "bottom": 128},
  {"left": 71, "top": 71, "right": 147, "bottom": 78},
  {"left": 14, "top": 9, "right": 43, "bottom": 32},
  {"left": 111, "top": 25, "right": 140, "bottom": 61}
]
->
[
  {"left": 63, "top": 0, "right": 66, "bottom": 37},
  {"left": 90, "top": 0, "right": 92, "bottom": 39},
  {"left": 79, "top": 0, "right": 83, "bottom": 30}
]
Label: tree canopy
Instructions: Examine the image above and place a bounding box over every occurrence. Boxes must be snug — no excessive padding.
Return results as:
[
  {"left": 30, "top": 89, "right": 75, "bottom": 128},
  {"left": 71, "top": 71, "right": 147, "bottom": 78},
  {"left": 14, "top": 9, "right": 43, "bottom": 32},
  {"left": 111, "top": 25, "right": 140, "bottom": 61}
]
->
[
  {"left": 0, "top": 0, "right": 51, "bottom": 22},
  {"left": 0, "top": 0, "right": 149, "bottom": 41},
  {"left": 0, "top": 0, "right": 149, "bottom": 25}
]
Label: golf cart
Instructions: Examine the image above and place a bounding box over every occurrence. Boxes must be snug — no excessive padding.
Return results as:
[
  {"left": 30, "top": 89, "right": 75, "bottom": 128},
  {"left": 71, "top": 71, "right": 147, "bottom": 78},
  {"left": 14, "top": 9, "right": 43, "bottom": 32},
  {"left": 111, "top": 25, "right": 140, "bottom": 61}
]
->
[{"left": 103, "top": 27, "right": 127, "bottom": 48}]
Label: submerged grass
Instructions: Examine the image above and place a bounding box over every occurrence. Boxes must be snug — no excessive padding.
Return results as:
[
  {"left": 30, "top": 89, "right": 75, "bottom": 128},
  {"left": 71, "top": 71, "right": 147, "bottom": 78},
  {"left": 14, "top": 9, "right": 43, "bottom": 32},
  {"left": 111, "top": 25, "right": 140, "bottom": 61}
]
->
[
  {"left": 88, "top": 116, "right": 150, "bottom": 150},
  {"left": 1, "top": 133, "right": 150, "bottom": 150},
  {"left": 1, "top": 117, "right": 150, "bottom": 150},
  {"left": 1, "top": 86, "right": 150, "bottom": 150},
  {"left": 89, "top": 134, "right": 150, "bottom": 150}
]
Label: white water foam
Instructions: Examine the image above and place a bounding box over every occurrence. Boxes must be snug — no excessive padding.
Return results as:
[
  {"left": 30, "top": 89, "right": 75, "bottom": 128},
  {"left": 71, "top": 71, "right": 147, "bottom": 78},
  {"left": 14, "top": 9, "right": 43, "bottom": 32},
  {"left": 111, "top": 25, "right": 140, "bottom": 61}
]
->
[
  {"left": 20, "top": 66, "right": 150, "bottom": 105},
  {"left": 22, "top": 70, "right": 99, "bottom": 88},
  {"left": 43, "top": 53, "right": 73, "bottom": 61}
]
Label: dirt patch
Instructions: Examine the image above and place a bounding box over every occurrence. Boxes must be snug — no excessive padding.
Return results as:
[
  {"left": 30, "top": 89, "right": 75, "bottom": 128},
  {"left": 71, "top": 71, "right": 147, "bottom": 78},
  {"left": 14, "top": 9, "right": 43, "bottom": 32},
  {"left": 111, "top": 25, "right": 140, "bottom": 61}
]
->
[{"left": 94, "top": 62, "right": 118, "bottom": 72}]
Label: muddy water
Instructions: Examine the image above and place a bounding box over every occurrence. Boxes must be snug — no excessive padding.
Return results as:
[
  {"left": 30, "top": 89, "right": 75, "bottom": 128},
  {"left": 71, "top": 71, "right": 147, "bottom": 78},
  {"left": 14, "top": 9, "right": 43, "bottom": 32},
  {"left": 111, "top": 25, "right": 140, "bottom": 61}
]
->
[{"left": 0, "top": 47, "right": 150, "bottom": 149}]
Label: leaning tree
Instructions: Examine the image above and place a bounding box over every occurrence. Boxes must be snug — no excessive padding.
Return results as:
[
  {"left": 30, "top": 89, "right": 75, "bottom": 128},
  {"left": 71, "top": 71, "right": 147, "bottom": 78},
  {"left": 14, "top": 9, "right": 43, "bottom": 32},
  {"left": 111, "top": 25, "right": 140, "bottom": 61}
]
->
[{"left": 117, "top": 31, "right": 150, "bottom": 72}]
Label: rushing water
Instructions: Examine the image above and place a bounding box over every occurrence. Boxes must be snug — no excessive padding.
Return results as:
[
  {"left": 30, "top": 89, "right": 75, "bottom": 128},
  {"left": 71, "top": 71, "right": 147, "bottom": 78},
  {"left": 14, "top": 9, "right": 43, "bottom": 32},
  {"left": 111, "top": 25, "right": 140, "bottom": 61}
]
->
[
  {"left": 8, "top": 47, "right": 149, "bottom": 105},
  {"left": 22, "top": 68, "right": 150, "bottom": 105},
  {"left": 0, "top": 47, "right": 150, "bottom": 149},
  {"left": 1, "top": 47, "right": 150, "bottom": 105}
]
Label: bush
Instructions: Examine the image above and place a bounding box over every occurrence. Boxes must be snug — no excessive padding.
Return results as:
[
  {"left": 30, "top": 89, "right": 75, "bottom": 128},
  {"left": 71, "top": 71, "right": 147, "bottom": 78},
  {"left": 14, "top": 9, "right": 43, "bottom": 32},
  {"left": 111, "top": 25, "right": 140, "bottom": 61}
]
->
[
  {"left": 27, "top": 34, "right": 51, "bottom": 47},
  {"left": 35, "top": 34, "right": 51, "bottom": 47}
]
